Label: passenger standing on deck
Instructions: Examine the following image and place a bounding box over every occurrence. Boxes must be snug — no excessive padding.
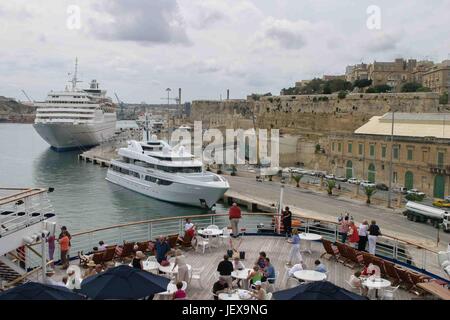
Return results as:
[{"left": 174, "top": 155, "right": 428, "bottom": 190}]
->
[
  {"left": 47, "top": 234, "right": 55, "bottom": 268},
  {"left": 347, "top": 221, "right": 360, "bottom": 248},
  {"left": 286, "top": 228, "right": 302, "bottom": 266},
  {"left": 338, "top": 216, "right": 350, "bottom": 243},
  {"left": 172, "top": 250, "right": 189, "bottom": 283},
  {"left": 59, "top": 231, "right": 70, "bottom": 269},
  {"left": 367, "top": 220, "right": 382, "bottom": 255},
  {"left": 228, "top": 203, "right": 242, "bottom": 238},
  {"left": 357, "top": 220, "right": 369, "bottom": 251},
  {"left": 282, "top": 206, "right": 292, "bottom": 238}
]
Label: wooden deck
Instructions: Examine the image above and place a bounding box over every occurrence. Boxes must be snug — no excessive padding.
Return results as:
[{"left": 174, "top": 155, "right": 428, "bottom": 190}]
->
[{"left": 51, "top": 235, "right": 422, "bottom": 300}]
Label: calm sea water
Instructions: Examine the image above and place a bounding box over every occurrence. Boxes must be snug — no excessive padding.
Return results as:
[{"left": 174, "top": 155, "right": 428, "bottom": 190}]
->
[{"left": 0, "top": 123, "right": 230, "bottom": 233}]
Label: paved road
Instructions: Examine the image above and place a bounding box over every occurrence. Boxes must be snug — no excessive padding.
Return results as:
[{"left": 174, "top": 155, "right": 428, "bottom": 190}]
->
[{"left": 226, "top": 175, "right": 449, "bottom": 250}]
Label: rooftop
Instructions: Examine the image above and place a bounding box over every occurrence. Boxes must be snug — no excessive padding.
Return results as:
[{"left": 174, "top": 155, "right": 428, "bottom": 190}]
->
[{"left": 355, "top": 113, "right": 450, "bottom": 140}]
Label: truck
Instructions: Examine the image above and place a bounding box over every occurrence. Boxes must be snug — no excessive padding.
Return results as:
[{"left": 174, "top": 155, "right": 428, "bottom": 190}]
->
[{"left": 403, "top": 201, "right": 450, "bottom": 232}]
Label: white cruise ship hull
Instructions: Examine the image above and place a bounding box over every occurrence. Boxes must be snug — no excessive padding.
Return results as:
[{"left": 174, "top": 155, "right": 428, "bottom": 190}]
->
[
  {"left": 33, "top": 115, "right": 116, "bottom": 151},
  {"left": 106, "top": 170, "right": 228, "bottom": 208}
]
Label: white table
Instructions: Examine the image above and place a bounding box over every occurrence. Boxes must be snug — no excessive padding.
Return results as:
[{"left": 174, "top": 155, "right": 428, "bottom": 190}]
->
[
  {"left": 218, "top": 289, "right": 254, "bottom": 301},
  {"left": 231, "top": 268, "right": 252, "bottom": 289},
  {"left": 167, "top": 280, "right": 188, "bottom": 293},
  {"left": 143, "top": 260, "right": 159, "bottom": 273},
  {"left": 299, "top": 233, "right": 322, "bottom": 254},
  {"left": 198, "top": 228, "right": 223, "bottom": 248},
  {"left": 293, "top": 270, "right": 327, "bottom": 282},
  {"left": 158, "top": 262, "right": 192, "bottom": 275},
  {"left": 363, "top": 277, "right": 391, "bottom": 299}
]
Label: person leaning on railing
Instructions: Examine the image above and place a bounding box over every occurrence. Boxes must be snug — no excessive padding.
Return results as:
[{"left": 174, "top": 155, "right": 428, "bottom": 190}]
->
[{"left": 367, "top": 221, "right": 382, "bottom": 255}]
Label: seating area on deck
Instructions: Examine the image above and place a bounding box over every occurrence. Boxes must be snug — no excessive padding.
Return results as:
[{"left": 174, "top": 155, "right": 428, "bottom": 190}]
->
[{"left": 52, "top": 234, "right": 446, "bottom": 300}]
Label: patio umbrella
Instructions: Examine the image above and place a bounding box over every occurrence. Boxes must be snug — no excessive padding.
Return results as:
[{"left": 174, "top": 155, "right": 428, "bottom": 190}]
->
[
  {"left": 273, "top": 281, "right": 368, "bottom": 300},
  {"left": 80, "top": 265, "right": 170, "bottom": 299},
  {"left": 0, "top": 282, "right": 85, "bottom": 300}
]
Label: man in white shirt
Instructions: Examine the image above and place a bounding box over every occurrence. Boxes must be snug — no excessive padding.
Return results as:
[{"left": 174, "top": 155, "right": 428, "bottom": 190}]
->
[
  {"left": 184, "top": 218, "right": 195, "bottom": 232},
  {"left": 287, "top": 263, "right": 303, "bottom": 277}
]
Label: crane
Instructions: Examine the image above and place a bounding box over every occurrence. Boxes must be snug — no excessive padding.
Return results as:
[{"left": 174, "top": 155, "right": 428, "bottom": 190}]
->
[
  {"left": 114, "top": 92, "right": 127, "bottom": 120},
  {"left": 21, "top": 90, "right": 33, "bottom": 102}
]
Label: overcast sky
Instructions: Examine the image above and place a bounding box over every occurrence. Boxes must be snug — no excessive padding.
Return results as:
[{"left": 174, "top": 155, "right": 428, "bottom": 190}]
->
[{"left": 1, "top": 0, "right": 449, "bottom": 103}]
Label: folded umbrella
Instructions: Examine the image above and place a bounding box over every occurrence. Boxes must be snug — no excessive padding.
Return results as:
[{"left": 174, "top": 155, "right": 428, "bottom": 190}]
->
[
  {"left": 0, "top": 282, "right": 85, "bottom": 300},
  {"left": 80, "top": 265, "right": 170, "bottom": 299}
]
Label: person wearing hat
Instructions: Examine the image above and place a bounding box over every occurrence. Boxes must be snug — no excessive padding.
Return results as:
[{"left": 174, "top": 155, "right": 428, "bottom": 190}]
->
[
  {"left": 131, "top": 251, "right": 145, "bottom": 270},
  {"left": 250, "top": 280, "right": 267, "bottom": 300},
  {"left": 172, "top": 249, "right": 189, "bottom": 283},
  {"left": 44, "top": 269, "right": 61, "bottom": 286}
]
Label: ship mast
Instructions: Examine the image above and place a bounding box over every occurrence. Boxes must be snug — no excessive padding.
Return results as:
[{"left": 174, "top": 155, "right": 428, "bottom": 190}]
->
[{"left": 69, "top": 57, "right": 82, "bottom": 91}]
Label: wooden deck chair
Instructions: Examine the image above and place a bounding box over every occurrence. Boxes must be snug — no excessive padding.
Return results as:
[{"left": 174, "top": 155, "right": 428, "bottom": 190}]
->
[
  {"left": 137, "top": 241, "right": 150, "bottom": 253},
  {"left": 395, "top": 266, "right": 415, "bottom": 291},
  {"left": 167, "top": 234, "right": 179, "bottom": 248},
  {"left": 116, "top": 241, "right": 135, "bottom": 261},
  {"left": 383, "top": 261, "right": 401, "bottom": 286},
  {"left": 335, "top": 242, "right": 351, "bottom": 265},
  {"left": 361, "top": 252, "right": 373, "bottom": 267},
  {"left": 345, "top": 247, "right": 364, "bottom": 268},
  {"left": 92, "top": 252, "right": 105, "bottom": 265},
  {"left": 408, "top": 271, "right": 431, "bottom": 296},
  {"left": 320, "top": 239, "right": 340, "bottom": 261},
  {"left": 102, "top": 245, "right": 117, "bottom": 265},
  {"left": 370, "top": 256, "right": 387, "bottom": 277}
]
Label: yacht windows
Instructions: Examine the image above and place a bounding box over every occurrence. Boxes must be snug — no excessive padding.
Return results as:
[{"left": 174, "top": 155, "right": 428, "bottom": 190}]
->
[
  {"left": 155, "top": 165, "right": 202, "bottom": 173},
  {"left": 157, "top": 179, "right": 173, "bottom": 186},
  {"left": 130, "top": 171, "right": 140, "bottom": 178},
  {"left": 145, "top": 175, "right": 157, "bottom": 183}
]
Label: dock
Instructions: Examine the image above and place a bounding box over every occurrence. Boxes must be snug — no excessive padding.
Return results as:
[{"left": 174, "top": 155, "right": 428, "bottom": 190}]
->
[{"left": 78, "top": 153, "right": 111, "bottom": 167}]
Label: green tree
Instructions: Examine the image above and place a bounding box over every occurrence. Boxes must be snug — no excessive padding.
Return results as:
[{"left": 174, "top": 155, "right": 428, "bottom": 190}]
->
[
  {"left": 401, "top": 82, "right": 422, "bottom": 92},
  {"left": 326, "top": 179, "right": 336, "bottom": 195},
  {"left": 373, "top": 84, "right": 392, "bottom": 93},
  {"left": 353, "top": 79, "right": 372, "bottom": 88},
  {"left": 365, "top": 87, "right": 376, "bottom": 93},
  {"left": 338, "top": 90, "right": 347, "bottom": 99},
  {"left": 292, "top": 174, "right": 304, "bottom": 187},
  {"left": 364, "top": 186, "right": 377, "bottom": 204}
]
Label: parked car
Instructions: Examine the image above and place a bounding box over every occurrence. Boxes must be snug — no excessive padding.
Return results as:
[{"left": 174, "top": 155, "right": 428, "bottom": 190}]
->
[
  {"left": 314, "top": 171, "right": 327, "bottom": 177},
  {"left": 335, "top": 176, "right": 348, "bottom": 182},
  {"left": 347, "top": 178, "right": 360, "bottom": 185},
  {"left": 393, "top": 186, "right": 408, "bottom": 194},
  {"left": 406, "top": 189, "right": 426, "bottom": 197},
  {"left": 432, "top": 199, "right": 450, "bottom": 208},
  {"left": 325, "top": 174, "right": 335, "bottom": 180},
  {"left": 360, "top": 180, "right": 376, "bottom": 188},
  {"left": 445, "top": 196, "right": 450, "bottom": 201},
  {"left": 376, "top": 183, "right": 389, "bottom": 191}
]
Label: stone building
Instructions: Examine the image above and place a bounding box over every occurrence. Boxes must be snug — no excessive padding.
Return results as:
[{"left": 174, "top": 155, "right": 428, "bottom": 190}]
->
[
  {"left": 422, "top": 60, "right": 450, "bottom": 94},
  {"left": 345, "top": 63, "right": 369, "bottom": 82},
  {"left": 368, "top": 58, "right": 417, "bottom": 91},
  {"left": 327, "top": 113, "right": 450, "bottom": 198}
]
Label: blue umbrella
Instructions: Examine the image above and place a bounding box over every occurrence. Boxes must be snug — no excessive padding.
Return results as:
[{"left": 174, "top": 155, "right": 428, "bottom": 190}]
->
[
  {"left": 273, "top": 281, "right": 368, "bottom": 300},
  {"left": 0, "top": 282, "right": 85, "bottom": 300},
  {"left": 80, "top": 265, "right": 170, "bottom": 299}
]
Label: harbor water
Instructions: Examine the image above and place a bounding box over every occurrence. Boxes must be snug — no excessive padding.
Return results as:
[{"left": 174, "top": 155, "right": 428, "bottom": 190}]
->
[{"left": 0, "top": 123, "right": 233, "bottom": 234}]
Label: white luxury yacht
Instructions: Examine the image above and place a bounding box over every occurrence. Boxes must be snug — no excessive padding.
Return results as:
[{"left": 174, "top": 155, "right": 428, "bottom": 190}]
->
[
  {"left": 33, "top": 59, "right": 116, "bottom": 151},
  {"left": 106, "top": 137, "right": 230, "bottom": 208}
]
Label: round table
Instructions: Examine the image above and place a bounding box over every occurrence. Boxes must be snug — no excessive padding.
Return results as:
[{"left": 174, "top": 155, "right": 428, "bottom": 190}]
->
[
  {"left": 143, "top": 260, "right": 159, "bottom": 273},
  {"left": 158, "top": 262, "right": 192, "bottom": 275},
  {"left": 198, "top": 229, "right": 223, "bottom": 248},
  {"left": 362, "top": 277, "right": 391, "bottom": 299},
  {"left": 299, "top": 233, "right": 322, "bottom": 254},
  {"left": 231, "top": 268, "right": 252, "bottom": 289},
  {"left": 218, "top": 289, "right": 253, "bottom": 301},
  {"left": 167, "top": 280, "right": 188, "bottom": 293},
  {"left": 293, "top": 270, "right": 327, "bottom": 282}
]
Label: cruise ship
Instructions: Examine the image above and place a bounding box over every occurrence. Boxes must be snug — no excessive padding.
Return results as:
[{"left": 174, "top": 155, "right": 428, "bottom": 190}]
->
[
  {"left": 33, "top": 59, "right": 116, "bottom": 151},
  {"left": 106, "top": 137, "right": 230, "bottom": 208}
]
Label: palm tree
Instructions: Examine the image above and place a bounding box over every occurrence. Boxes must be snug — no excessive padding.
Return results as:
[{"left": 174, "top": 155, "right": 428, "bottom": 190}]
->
[
  {"left": 230, "top": 165, "right": 237, "bottom": 176},
  {"left": 326, "top": 180, "right": 336, "bottom": 195},
  {"left": 364, "top": 186, "right": 377, "bottom": 204},
  {"left": 291, "top": 174, "right": 304, "bottom": 188}
]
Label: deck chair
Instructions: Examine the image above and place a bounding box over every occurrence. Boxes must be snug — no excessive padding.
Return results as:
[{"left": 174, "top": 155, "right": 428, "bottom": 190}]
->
[
  {"left": 335, "top": 242, "right": 351, "bottom": 265},
  {"left": 361, "top": 252, "right": 374, "bottom": 267},
  {"left": 92, "top": 252, "right": 105, "bottom": 265},
  {"left": 408, "top": 271, "right": 431, "bottom": 296},
  {"left": 116, "top": 241, "right": 135, "bottom": 261},
  {"left": 345, "top": 247, "right": 364, "bottom": 268},
  {"left": 102, "top": 245, "right": 117, "bottom": 266},
  {"left": 137, "top": 241, "right": 151, "bottom": 253},
  {"left": 320, "top": 239, "right": 340, "bottom": 261},
  {"left": 167, "top": 234, "right": 179, "bottom": 248},
  {"left": 179, "top": 233, "right": 194, "bottom": 249},
  {"left": 395, "top": 266, "right": 415, "bottom": 292},
  {"left": 370, "top": 256, "right": 387, "bottom": 277},
  {"left": 383, "top": 261, "right": 401, "bottom": 286}
]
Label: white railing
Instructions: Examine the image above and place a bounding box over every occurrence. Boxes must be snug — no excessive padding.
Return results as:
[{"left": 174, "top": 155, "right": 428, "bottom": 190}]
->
[{"left": 25, "top": 212, "right": 449, "bottom": 283}]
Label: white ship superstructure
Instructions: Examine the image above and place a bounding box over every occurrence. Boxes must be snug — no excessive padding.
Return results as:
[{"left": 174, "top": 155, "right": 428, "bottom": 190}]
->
[
  {"left": 106, "top": 138, "right": 229, "bottom": 208},
  {"left": 33, "top": 59, "right": 116, "bottom": 151}
]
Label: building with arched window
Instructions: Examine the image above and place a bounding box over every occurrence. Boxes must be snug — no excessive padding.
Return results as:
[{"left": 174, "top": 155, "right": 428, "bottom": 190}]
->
[{"left": 328, "top": 113, "right": 450, "bottom": 198}]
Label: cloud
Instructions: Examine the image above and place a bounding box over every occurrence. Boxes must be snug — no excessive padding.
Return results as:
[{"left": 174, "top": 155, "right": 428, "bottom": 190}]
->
[
  {"left": 261, "top": 17, "right": 309, "bottom": 50},
  {"left": 364, "top": 31, "right": 401, "bottom": 52},
  {"left": 87, "top": 0, "right": 190, "bottom": 45}
]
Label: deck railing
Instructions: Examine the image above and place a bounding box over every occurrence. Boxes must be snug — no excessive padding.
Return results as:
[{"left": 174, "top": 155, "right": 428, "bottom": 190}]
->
[{"left": 25, "top": 212, "right": 449, "bottom": 283}]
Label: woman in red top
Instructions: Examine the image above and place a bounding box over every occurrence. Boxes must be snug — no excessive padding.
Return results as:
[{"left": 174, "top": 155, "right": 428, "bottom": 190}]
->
[
  {"left": 347, "top": 221, "right": 360, "bottom": 247},
  {"left": 172, "top": 282, "right": 187, "bottom": 300}
]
